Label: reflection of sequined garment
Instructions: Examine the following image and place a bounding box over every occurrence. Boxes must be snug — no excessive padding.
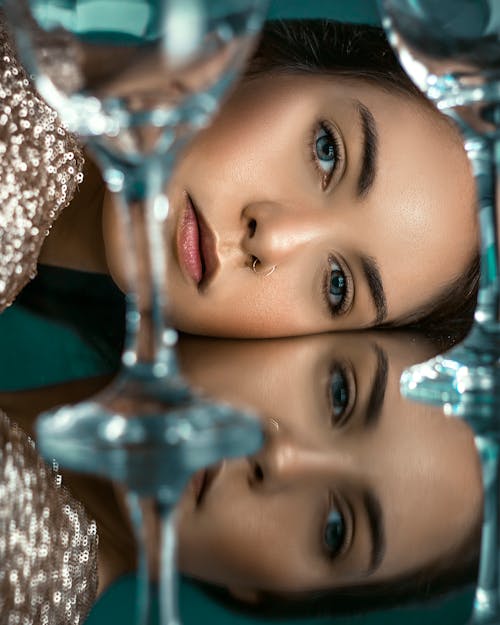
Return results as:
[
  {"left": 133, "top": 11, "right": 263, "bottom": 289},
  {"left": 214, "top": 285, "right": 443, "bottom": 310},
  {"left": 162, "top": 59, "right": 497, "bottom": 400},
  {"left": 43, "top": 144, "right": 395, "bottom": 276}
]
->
[
  {"left": 0, "top": 16, "right": 84, "bottom": 312},
  {"left": 0, "top": 411, "right": 98, "bottom": 625}
]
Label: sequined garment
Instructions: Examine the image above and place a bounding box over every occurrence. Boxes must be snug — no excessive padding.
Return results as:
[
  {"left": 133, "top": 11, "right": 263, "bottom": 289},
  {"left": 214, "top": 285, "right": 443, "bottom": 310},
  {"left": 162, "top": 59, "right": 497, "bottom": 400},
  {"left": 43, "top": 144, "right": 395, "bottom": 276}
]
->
[
  {"left": 0, "top": 15, "right": 84, "bottom": 311},
  {"left": 0, "top": 411, "right": 98, "bottom": 625}
]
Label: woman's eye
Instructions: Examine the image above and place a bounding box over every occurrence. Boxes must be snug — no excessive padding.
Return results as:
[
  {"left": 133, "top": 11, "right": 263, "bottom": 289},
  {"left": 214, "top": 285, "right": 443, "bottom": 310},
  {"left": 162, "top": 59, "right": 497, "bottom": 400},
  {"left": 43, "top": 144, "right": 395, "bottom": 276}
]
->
[
  {"left": 313, "top": 124, "right": 339, "bottom": 188},
  {"left": 330, "top": 367, "right": 349, "bottom": 422},
  {"left": 328, "top": 260, "right": 347, "bottom": 311},
  {"left": 323, "top": 508, "right": 346, "bottom": 558}
]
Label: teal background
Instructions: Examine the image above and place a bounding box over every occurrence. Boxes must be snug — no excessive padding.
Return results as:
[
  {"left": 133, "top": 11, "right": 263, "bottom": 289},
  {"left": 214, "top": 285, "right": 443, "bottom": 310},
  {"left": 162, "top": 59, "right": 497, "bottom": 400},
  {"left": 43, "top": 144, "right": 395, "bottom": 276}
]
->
[{"left": 267, "top": 0, "right": 380, "bottom": 24}]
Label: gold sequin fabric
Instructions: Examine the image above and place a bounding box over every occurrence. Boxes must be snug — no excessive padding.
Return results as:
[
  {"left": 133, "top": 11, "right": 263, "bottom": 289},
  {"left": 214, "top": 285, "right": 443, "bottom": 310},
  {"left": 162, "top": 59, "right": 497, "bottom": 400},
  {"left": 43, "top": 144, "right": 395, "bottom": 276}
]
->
[
  {"left": 0, "top": 15, "right": 84, "bottom": 312},
  {"left": 0, "top": 411, "right": 98, "bottom": 625}
]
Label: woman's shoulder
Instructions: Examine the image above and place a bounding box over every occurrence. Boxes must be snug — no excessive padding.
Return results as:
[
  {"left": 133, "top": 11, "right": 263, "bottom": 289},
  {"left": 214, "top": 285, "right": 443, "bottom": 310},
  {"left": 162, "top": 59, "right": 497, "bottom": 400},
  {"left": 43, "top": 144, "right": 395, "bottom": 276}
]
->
[{"left": 0, "top": 15, "right": 84, "bottom": 312}]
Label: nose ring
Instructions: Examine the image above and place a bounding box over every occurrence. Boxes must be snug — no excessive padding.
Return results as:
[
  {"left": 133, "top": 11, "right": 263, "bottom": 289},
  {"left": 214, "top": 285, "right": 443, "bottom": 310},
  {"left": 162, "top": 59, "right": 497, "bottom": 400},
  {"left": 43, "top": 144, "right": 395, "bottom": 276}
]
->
[
  {"left": 269, "top": 417, "right": 280, "bottom": 432},
  {"left": 252, "top": 258, "right": 276, "bottom": 277}
]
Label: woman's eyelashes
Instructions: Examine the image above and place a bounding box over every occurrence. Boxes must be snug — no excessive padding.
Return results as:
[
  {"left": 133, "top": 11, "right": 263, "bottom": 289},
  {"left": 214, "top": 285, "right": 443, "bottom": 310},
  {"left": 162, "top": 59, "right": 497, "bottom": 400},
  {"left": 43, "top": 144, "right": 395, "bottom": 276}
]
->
[
  {"left": 330, "top": 367, "right": 349, "bottom": 423},
  {"left": 328, "top": 361, "right": 356, "bottom": 426},
  {"left": 322, "top": 493, "right": 353, "bottom": 561},
  {"left": 310, "top": 121, "right": 343, "bottom": 190},
  {"left": 323, "top": 508, "right": 345, "bottom": 559},
  {"left": 323, "top": 257, "right": 353, "bottom": 317}
]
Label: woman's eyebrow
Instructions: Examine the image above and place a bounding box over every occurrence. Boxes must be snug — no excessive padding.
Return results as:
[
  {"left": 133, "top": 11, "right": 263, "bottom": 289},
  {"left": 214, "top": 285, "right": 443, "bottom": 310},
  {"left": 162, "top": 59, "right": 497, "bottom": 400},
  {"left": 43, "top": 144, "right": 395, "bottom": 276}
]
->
[
  {"left": 363, "top": 488, "right": 386, "bottom": 574},
  {"left": 360, "top": 254, "right": 387, "bottom": 325},
  {"left": 364, "top": 344, "right": 389, "bottom": 429},
  {"left": 356, "top": 101, "right": 378, "bottom": 198}
]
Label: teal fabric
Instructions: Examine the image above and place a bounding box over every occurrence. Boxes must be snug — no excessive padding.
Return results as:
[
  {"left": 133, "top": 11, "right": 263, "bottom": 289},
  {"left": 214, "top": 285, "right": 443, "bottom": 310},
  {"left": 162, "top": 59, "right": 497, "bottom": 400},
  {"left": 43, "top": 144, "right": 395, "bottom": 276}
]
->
[
  {"left": 0, "top": 304, "right": 107, "bottom": 390},
  {"left": 0, "top": 265, "right": 124, "bottom": 390}
]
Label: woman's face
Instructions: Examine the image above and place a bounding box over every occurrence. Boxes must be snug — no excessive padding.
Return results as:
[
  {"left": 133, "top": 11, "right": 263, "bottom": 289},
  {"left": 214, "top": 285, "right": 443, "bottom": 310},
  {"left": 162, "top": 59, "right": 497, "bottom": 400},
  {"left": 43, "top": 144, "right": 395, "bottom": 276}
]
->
[
  {"left": 175, "top": 333, "right": 481, "bottom": 596},
  {"left": 104, "top": 73, "right": 477, "bottom": 337}
]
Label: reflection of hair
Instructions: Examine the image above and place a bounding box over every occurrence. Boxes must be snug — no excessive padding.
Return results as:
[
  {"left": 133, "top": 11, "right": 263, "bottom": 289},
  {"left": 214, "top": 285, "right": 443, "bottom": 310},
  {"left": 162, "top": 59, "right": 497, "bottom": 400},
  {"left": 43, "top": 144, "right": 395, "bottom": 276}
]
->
[
  {"left": 193, "top": 534, "right": 480, "bottom": 619},
  {"left": 245, "top": 19, "right": 479, "bottom": 337}
]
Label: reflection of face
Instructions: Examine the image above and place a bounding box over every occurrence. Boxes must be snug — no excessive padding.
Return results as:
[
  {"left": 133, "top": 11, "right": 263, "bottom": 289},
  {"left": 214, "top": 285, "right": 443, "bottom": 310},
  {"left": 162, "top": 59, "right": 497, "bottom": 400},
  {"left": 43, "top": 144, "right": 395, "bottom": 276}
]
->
[
  {"left": 104, "top": 73, "right": 477, "bottom": 337},
  {"left": 175, "top": 334, "right": 481, "bottom": 596}
]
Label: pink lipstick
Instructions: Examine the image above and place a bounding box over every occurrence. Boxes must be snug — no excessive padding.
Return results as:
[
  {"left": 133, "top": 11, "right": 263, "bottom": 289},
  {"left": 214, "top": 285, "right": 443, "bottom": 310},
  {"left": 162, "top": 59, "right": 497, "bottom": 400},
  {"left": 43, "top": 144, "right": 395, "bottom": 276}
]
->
[{"left": 177, "top": 193, "right": 219, "bottom": 288}]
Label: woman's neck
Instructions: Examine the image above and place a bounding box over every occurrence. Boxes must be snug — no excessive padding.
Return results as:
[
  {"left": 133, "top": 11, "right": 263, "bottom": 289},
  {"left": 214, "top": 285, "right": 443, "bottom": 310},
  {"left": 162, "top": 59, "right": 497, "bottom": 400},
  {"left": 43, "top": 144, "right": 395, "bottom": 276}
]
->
[{"left": 38, "top": 153, "right": 109, "bottom": 275}]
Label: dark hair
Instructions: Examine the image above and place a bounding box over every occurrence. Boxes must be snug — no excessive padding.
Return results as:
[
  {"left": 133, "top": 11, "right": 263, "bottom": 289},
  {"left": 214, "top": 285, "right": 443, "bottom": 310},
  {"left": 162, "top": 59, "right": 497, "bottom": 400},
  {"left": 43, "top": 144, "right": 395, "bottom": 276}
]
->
[{"left": 245, "top": 19, "right": 480, "bottom": 338}]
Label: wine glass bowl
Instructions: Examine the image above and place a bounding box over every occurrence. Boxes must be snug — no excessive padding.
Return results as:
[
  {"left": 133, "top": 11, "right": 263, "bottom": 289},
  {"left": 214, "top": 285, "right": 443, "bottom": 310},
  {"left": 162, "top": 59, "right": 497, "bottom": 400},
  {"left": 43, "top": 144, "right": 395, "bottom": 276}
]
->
[
  {"left": 10, "top": 0, "right": 261, "bottom": 150},
  {"left": 381, "top": 0, "right": 500, "bottom": 110}
]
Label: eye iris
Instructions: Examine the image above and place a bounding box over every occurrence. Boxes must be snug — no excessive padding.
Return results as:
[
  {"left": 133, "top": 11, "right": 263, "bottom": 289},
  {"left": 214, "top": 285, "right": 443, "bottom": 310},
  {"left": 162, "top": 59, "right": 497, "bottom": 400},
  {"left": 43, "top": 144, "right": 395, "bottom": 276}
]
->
[
  {"left": 324, "top": 510, "right": 344, "bottom": 556},
  {"left": 316, "top": 133, "right": 335, "bottom": 161},
  {"left": 330, "top": 270, "right": 345, "bottom": 297},
  {"left": 331, "top": 370, "right": 348, "bottom": 416}
]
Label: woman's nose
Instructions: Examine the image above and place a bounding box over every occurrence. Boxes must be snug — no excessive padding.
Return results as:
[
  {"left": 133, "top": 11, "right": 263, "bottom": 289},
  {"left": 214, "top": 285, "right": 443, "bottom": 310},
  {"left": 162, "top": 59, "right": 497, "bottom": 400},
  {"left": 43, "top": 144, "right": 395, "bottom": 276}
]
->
[
  {"left": 242, "top": 202, "right": 323, "bottom": 268},
  {"left": 247, "top": 422, "right": 351, "bottom": 492}
]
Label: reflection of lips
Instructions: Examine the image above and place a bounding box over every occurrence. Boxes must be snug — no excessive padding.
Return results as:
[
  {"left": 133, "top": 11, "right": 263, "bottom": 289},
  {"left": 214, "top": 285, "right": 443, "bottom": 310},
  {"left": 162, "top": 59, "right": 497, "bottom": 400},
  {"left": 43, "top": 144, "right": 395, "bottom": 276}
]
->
[
  {"left": 178, "top": 194, "right": 203, "bottom": 284},
  {"left": 191, "top": 462, "right": 223, "bottom": 507}
]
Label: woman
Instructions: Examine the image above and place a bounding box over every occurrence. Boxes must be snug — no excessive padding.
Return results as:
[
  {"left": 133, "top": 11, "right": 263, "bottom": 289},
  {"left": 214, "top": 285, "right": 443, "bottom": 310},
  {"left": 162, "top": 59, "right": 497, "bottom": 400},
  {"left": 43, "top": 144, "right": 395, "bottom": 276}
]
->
[{"left": 1, "top": 19, "right": 479, "bottom": 337}]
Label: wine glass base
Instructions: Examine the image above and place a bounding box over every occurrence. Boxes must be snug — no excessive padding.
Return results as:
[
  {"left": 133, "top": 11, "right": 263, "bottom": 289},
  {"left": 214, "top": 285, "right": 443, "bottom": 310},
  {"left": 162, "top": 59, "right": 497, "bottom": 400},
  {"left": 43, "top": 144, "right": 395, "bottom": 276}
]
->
[
  {"left": 400, "top": 326, "right": 500, "bottom": 410},
  {"left": 36, "top": 368, "right": 263, "bottom": 497}
]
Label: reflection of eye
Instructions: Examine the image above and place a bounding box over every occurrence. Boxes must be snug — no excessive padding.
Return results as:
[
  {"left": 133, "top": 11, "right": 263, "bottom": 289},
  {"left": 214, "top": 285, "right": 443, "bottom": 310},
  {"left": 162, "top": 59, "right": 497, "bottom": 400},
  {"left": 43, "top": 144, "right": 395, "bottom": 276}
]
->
[
  {"left": 328, "top": 363, "right": 355, "bottom": 426},
  {"left": 323, "top": 508, "right": 346, "bottom": 559},
  {"left": 330, "top": 367, "right": 349, "bottom": 421}
]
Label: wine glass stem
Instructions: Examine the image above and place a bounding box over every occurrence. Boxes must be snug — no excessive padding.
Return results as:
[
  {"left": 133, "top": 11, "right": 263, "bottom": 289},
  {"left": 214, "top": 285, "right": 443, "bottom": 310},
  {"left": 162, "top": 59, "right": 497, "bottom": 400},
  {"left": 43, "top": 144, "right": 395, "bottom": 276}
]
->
[
  {"left": 466, "top": 136, "right": 499, "bottom": 327},
  {"left": 105, "top": 155, "right": 180, "bottom": 376},
  {"left": 470, "top": 437, "right": 500, "bottom": 624},
  {"left": 159, "top": 502, "right": 180, "bottom": 625},
  {"left": 127, "top": 492, "right": 155, "bottom": 625},
  {"left": 127, "top": 493, "right": 180, "bottom": 625}
]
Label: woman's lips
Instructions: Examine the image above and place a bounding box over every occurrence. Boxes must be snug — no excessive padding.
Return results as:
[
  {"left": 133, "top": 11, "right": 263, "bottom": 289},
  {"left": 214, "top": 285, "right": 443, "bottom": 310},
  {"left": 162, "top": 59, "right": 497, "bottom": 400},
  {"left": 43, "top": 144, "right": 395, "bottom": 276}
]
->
[
  {"left": 177, "top": 193, "right": 219, "bottom": 289},
  {"left": 178, "top": 194, "right": 203, "bottom": 284},
  {"left": 190, "top": 461, "right": 224, "bottom": 507}
]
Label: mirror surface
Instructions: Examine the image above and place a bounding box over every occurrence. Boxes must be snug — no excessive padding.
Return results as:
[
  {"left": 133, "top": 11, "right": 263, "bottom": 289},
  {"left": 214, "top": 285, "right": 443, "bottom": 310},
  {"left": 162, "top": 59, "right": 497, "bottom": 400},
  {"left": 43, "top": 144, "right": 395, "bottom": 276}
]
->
[{"left": 0, "top": 1, "right": 486, "bottom": 624}]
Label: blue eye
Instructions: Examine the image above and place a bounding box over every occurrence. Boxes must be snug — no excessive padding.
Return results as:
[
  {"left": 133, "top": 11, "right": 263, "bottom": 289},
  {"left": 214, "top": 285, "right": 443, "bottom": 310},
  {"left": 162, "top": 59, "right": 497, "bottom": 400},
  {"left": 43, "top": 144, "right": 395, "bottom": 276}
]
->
[
  {"left": 313, "top": 124, "right": 339, "bottom": 188},
  {"left": 330, "top": 368, "right": 349, "bottom": 421},
  {"left": 324, "top": 509, "right": 345, "bottom": 558},
  {"left": 329, "top": 260, "right": 347, "bottom": 310}
]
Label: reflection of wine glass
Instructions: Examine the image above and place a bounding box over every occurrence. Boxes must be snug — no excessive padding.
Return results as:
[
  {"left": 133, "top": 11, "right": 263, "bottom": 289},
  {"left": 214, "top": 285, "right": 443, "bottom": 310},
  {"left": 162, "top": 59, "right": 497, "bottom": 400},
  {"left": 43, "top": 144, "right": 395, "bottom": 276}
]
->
[
  {"left": 3, "top": 1, "right": 268, "bottom": 623},
  {"left": 378, "top": 0, "right": 500, "bottom": 407},
  {"left": 443, "top": 393, "right": 500, "bottom": 625}
]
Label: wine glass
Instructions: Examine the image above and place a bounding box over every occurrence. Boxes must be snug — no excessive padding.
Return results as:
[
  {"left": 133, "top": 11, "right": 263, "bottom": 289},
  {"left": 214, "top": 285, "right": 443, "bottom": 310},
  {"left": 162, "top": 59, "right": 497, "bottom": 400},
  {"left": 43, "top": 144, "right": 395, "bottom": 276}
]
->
[
  {"left": 2, "top": 1, "right": 268, "bottom": 623},
  {"left": 377, "top": 0, "right": 500, "bottom": 408}
]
